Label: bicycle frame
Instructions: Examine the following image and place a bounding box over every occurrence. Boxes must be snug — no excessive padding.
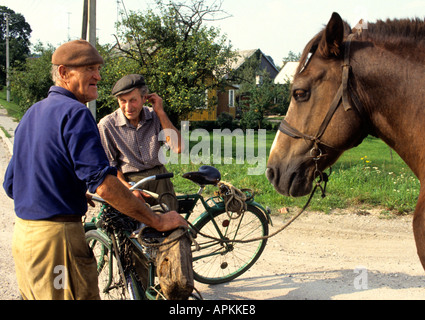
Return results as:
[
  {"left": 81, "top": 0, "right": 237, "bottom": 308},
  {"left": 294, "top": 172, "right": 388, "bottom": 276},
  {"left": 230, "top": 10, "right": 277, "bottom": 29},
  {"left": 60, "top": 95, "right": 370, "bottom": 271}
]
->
[
  {"left": 84, "top": 171, "right": 272, "bottom": 299},
  {"left": 86, "top": 209, "right": 168, "bottom": 300},
  {"left": 177, "top": 187, "right": 272, "bottom": 262}
]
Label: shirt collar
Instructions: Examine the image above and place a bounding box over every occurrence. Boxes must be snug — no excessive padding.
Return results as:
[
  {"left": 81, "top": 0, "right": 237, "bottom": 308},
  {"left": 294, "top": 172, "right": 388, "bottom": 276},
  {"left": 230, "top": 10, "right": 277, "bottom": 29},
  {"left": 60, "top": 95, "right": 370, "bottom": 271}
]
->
[
  {"left": 48, "top": 86, "right": 79, "bottom": 101},
  {"left": 115, "top": 107, "right": 153, "bottom": 128}
]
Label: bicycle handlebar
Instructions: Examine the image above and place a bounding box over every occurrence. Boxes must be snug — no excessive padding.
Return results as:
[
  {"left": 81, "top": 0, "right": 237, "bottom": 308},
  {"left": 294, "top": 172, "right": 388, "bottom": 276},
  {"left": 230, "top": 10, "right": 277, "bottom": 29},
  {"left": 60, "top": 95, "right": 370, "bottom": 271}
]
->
[
  {"left": 129, "top": 173, "right": 174, "bottom": 191},
  {"left": 89, "top": 173, "right": 174, "bottom": 203}
]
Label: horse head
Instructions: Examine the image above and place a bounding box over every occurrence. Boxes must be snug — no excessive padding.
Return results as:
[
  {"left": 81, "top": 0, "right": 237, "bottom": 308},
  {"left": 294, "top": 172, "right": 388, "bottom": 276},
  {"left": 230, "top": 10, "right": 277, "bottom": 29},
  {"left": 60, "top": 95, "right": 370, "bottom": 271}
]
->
[{"left": 267, "top": 12, "right": 369, "bottom": 197}]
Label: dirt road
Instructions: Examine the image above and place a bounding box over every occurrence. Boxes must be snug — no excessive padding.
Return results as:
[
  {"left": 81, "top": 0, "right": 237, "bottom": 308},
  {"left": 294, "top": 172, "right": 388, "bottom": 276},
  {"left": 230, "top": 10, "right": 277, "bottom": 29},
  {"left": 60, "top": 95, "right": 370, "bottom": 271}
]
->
[
  {"left": 196, "top": 209, "right": 425, "bottom": 300},
  {"left": 0, "top": 109, "right": 424, "bottom": 299}
]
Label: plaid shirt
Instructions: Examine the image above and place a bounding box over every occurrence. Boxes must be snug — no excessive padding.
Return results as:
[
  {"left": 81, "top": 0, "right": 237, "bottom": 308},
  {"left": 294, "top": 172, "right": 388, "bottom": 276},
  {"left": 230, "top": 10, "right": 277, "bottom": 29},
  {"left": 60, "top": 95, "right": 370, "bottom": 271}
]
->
[{"left": 98, "top": 107, "right": 163, "bottom": 174}]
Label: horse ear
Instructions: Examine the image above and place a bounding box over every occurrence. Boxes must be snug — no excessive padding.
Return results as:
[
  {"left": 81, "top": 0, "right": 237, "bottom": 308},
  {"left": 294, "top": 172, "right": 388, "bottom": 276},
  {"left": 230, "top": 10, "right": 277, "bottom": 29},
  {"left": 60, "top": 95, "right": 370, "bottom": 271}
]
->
[{"left": 319, "top": 12, "right": 344, "bottom": 58}]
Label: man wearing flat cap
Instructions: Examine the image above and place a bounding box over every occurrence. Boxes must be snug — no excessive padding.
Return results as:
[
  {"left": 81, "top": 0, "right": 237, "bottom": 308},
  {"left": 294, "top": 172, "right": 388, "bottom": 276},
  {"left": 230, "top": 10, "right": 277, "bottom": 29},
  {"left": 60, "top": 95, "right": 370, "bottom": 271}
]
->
[
  {"left": 3, "top": 40, "right": 186, "bottom": 300},
  {"left": 98, "top": 74, "right": 182, "bottom": 211}
]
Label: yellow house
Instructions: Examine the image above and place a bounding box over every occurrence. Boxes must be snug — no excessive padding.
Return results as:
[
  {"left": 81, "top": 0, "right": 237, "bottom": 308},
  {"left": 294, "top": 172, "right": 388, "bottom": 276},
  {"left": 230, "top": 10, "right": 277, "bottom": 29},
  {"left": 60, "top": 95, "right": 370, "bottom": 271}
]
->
[
  {"left": 188, "top": 84, "right": 237, "bottom": 121},
  {"left": 187, "top": 48, "right": 278, "bottom": 122}
]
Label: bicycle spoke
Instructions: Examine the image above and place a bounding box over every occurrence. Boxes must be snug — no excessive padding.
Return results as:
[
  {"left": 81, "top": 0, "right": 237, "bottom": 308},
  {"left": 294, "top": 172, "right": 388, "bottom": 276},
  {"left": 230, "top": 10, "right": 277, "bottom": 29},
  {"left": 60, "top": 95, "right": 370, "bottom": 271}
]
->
[{"left": 192, "top": 205, "right": 268, "bottom": 284}]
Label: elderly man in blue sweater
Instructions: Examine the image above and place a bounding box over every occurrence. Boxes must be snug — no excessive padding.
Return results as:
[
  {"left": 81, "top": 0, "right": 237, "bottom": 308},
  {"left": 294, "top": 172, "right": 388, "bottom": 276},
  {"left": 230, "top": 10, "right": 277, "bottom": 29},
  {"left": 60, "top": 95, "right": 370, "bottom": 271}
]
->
[{"left": 3, "top": 40, "right": 186, "bottom": 300}]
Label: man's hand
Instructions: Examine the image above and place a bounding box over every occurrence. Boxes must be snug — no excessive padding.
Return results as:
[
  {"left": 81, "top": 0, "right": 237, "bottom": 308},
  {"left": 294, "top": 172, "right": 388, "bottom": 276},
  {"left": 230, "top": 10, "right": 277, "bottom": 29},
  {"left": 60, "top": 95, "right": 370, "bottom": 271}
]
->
[
  {"left": 146, "top": 93, "right": 165, "bottom": 114},
  {"left": 146, "top": 92, "right": 183, "bottom": 154},
  {"left": 155, "top": 210, "right": 188, "bottom": 232}
]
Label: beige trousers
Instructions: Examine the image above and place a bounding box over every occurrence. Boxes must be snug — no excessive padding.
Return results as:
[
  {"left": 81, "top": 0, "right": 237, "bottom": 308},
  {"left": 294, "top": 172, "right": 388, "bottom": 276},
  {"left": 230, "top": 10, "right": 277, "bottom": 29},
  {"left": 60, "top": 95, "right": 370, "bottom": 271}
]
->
[
  {"left": 125, "top": 165, "right": 178, "bottom": 211},
  {"left": 12, "top": 217, "right": 100, "bottom": 300}
]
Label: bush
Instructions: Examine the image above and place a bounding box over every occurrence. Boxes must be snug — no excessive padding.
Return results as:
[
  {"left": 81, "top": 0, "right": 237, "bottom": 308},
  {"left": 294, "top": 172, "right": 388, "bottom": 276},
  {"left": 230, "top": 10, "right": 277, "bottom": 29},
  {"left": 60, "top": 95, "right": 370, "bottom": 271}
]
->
[
  {"left": 10, "top": 43, "right": 54, "bottom": 118},
  {"left": 216, "top": 112, "right": 238, "bottom": 130}
]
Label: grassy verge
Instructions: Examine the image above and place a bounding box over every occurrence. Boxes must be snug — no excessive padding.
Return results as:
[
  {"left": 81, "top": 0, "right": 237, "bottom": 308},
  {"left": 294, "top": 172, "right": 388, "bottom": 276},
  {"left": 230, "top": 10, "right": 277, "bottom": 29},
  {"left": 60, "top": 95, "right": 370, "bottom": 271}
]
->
[
  {"left": 168, "top": 134, "right": 419, "bottom": 215},
  {"left": 0, "top": 88, "right": 21, "bottom": 120},
  {"left": 0, "top": 91, "right": 417, "bottom": 216}
]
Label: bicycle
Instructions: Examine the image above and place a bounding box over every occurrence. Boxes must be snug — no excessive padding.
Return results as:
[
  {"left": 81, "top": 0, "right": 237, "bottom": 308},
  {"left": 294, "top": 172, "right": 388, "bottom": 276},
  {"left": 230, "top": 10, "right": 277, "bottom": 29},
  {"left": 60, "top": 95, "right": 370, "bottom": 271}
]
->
[{"left": 84, "top": 165, "right": 272, "bottom": 299}]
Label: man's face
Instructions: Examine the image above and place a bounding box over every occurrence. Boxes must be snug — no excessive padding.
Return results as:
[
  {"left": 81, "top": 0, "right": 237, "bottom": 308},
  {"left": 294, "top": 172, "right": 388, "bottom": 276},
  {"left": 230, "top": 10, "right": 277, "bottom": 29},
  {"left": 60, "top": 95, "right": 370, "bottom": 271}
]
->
[
  {"left": 117, "top": 89, "right": 146, "bottom": 125},
  {"left": 65, "top": 64, "right": 102, "bottom": 103}
]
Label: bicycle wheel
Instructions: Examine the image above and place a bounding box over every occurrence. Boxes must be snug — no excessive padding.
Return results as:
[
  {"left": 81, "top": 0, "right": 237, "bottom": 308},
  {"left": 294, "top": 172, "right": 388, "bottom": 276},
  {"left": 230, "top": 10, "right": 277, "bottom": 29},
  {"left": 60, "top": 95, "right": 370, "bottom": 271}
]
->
[
  {"left": 85, "top": 230, "right": 139, "bottom": 300},
  {"left": 192, "top": 204, "right": 269, "bottom": 284}
]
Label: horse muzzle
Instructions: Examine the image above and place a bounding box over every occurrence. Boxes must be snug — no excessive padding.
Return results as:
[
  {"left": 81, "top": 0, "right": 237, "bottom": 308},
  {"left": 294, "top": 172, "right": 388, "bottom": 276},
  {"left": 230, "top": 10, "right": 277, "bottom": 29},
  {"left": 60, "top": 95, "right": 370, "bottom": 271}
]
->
[{"left": 266, "top": 163, "right": 314, "bottom": 197}]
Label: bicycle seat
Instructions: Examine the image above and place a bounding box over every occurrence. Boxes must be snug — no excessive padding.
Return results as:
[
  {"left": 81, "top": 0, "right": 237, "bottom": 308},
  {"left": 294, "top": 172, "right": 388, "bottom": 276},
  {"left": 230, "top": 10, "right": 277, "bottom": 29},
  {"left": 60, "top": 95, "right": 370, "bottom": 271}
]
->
[{"left": 182, "top": 165, "right": 221, "bottom": 186}]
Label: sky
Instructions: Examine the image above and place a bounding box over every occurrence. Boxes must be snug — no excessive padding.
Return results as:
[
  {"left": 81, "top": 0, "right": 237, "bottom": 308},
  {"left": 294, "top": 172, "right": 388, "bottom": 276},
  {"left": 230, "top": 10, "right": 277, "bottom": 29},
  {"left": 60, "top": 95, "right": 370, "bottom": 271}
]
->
[{"left": 3, "top": 0, "right": 425, "bottom": 67}]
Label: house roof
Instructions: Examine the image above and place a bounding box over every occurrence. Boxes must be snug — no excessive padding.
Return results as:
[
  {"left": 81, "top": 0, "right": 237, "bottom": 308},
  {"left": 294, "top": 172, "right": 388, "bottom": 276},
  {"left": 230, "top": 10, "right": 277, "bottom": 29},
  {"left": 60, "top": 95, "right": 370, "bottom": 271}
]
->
[
  {"left": 227, "top": 48, "right": 279, "bottom": 81},
  {"left": 274, "top": 61, "right": 299, "bottom": 84},
  {"left": 230, "top": 49, "right": 258, "bottom": 70}
]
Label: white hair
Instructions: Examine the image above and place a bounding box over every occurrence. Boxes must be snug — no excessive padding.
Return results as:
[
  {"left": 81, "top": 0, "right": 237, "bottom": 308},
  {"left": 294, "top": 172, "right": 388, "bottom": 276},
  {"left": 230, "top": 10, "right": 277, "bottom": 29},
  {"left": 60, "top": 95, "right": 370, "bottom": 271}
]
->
[{"left": 51, "top": 64, "right": 61, "bottom": 84}]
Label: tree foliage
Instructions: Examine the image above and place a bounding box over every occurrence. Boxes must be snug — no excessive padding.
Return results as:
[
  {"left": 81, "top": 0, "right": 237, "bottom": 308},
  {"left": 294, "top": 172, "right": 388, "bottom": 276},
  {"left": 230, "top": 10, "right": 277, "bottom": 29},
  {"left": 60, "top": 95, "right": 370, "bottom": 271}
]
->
[
  {"left": 239, "top": 71, "right": 280, "bottom": 129},
  {"left": 114, "top": 0, "right": 236, "bottom": 122},
  {"left": 9, "top": 42, "right": 54, "bottom": 118},
  {"left": 0, "top": 6, "right": 32, "bottom": 89}
]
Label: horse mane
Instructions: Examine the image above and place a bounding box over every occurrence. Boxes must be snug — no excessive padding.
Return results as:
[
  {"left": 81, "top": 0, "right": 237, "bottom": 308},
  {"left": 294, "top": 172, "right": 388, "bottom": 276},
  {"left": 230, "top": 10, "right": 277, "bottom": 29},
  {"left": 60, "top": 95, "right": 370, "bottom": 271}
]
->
[
  {"left": 296, "top": 17, "right": 425, "bottom": 74},
  {"left": 296, "top": 20, "right": 351, "bottom": 74},
  {"left": 296, "top": 32, "right": 322, "bottom": 74},
  {"left": 366, "top": 18, "right": 425, "bottom": 47}
]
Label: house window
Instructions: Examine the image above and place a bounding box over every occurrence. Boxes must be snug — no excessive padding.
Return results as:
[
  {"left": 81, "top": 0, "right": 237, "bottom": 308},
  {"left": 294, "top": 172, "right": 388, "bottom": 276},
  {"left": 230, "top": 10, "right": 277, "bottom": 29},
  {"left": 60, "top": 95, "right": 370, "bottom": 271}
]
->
[
  {"left": 256, "top": 75, "right": 263, "bottom": 85},
  {"left": 228, "top": 89, "right": 235, "bottom": 107},
  {"left": 196, "top": 89, "right": 208, "bottom": 109}
]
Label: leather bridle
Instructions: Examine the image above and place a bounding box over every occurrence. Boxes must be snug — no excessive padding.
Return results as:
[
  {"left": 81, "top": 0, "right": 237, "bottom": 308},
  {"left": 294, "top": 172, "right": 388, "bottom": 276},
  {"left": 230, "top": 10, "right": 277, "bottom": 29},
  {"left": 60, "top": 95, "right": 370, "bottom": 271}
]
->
[{"left": 278, "top": 32, "right": 368, "bottom": 159}]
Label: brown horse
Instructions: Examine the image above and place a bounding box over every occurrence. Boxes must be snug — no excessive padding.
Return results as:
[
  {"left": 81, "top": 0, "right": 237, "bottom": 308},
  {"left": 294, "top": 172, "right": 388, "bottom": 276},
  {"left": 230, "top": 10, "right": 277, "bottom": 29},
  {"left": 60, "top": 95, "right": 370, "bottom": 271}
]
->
[{"left": 267, "top": 12, "right": 425, "bottom": 270}]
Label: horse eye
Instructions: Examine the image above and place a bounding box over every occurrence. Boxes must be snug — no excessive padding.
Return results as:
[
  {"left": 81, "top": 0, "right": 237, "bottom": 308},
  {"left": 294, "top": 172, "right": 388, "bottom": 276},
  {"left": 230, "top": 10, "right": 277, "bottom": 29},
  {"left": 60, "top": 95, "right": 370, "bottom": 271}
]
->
[{"left": 293, "top": 89, "right": 309, "bottom": 102}]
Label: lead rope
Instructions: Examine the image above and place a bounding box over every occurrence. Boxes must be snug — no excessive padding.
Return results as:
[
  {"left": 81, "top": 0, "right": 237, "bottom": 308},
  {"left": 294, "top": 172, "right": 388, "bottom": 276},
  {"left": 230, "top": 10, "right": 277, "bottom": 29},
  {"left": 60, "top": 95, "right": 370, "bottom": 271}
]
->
[
  {"left": 189, "top": 168, "right": 331, "bottom": 245},
  {"left": 140, "top": 164, "right": 331, "bottom": 247}
]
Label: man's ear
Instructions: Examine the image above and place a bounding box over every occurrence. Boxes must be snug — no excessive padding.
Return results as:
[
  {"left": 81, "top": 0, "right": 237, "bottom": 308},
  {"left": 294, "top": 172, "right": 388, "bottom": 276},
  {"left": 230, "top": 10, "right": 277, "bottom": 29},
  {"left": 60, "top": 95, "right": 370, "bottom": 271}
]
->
[
  {"left": 57, "top": 65, "right": 70, "bottom": 82},
  {"left": 318, "top": 12, "right": 344, "bottom": 58}
]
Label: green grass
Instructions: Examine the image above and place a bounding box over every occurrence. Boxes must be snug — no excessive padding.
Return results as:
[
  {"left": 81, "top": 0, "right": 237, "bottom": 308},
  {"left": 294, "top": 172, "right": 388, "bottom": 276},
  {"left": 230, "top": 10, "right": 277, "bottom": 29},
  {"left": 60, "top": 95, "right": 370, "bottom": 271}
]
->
[
  {"left": 168, "top": 134, "right": 419, "bottom": 216},
  {"left": 0, "top": 88, "right": 21, "bottom": 120},
  {"left": 0, "top": 90, "right": 417, "bottom": 216}
]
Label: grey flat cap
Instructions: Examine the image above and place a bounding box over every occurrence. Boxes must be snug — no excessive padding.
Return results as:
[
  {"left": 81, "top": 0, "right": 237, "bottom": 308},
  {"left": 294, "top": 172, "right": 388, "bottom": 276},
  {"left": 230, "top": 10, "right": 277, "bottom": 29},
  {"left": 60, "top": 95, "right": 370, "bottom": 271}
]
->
[{"left": 111, "top": 74, "right": 146, "bottom": 96}]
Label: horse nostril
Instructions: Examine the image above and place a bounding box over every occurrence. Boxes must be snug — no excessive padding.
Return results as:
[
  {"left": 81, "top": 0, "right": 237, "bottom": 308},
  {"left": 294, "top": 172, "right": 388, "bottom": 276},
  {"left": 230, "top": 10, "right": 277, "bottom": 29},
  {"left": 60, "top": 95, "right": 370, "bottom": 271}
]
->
[{"left": 266, "top": 167, "right": 276, "bottom": 183}]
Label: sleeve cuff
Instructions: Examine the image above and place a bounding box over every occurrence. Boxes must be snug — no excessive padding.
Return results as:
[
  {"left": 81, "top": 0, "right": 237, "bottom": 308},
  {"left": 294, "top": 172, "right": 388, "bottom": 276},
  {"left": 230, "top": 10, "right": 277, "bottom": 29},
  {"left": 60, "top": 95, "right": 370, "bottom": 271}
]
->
[{"left": 87, "top": 166, "right": 118, "bottom": 193}]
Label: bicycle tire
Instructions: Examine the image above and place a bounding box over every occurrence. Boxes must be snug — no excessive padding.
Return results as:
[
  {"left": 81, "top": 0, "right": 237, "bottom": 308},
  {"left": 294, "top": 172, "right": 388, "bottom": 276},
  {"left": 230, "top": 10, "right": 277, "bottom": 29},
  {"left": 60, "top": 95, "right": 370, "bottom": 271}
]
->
[
  {"left": 85, "top": 229, "right": 140, "bottom": 300},
  {"left": 192, "top": 204, "right": 269, "bottom": 284}
]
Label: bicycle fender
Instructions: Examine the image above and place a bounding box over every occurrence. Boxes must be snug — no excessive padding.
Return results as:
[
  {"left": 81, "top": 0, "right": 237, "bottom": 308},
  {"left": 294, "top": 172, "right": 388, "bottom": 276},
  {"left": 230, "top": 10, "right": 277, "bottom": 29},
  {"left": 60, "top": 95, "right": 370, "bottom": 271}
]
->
[
  {"left": 247, "top": 200, "right": 273, "bottom": 226},
  {"left": 87, "top": 228, "right": 112, "bottom": 246},
  {"left": 192, "top": 200, "right": 273, "bottom": 227}
]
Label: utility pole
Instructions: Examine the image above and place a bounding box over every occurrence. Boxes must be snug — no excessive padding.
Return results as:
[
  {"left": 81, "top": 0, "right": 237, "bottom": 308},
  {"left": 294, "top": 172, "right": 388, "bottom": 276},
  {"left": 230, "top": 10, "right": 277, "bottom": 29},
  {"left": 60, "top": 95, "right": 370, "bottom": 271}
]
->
[
  {"left": 67, "top": 12, "right": 71, "bottom": 41},
  {"left": 81, "top": 0, "right": 97, "bottom": 119},
  {"left": 81, "top": 0, "right": 88, "bottom": 40},
  {"left": 5, "top": 13, "right": 10, "bottom": 102}
]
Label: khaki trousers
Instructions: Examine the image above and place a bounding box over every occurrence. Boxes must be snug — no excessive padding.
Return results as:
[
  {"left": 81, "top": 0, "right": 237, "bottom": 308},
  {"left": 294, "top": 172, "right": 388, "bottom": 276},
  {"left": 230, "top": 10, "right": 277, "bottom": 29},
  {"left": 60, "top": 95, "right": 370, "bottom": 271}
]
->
[
  {"left": 125, "top": 165, "right": 178, "bottom": 211},
  {"left": 12, "top": 217, "right": 100, "bottom": 300}
]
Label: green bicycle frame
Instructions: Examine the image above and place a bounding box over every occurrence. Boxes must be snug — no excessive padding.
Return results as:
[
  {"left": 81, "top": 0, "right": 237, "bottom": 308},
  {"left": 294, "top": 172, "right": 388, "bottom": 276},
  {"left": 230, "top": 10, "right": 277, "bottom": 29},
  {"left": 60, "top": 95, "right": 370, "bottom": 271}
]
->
[{"left": 176, "top": 192, "right": 272, "bottom": 263}]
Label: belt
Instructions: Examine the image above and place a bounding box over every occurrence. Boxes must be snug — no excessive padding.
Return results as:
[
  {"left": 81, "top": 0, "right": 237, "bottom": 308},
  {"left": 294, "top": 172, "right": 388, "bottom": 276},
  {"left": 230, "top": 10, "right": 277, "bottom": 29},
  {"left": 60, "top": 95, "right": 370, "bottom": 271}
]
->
[{"left": 44, "top": 215, "right": 82, "bottom": 223}]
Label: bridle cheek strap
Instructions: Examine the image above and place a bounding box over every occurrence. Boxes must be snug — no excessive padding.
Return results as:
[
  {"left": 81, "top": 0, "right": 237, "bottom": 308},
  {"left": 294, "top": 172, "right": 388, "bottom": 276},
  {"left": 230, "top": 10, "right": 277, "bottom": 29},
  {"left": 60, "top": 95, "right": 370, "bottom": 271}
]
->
[
  {"left": 278, "top": 32, "right": 365, "bottom": 152},
  {"left": 279, "top": 83, "right": 343, "bottom": 150}
]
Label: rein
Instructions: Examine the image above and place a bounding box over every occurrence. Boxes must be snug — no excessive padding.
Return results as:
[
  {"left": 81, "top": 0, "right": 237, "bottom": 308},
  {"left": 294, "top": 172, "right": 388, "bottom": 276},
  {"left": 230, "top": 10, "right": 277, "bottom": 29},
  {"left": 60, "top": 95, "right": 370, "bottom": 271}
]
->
[
  {"left": 188, "top": 31, "right": 366, "bottom": 245},
  {"left": 147, "top": 32, "right": 370, "bottom": 246}
]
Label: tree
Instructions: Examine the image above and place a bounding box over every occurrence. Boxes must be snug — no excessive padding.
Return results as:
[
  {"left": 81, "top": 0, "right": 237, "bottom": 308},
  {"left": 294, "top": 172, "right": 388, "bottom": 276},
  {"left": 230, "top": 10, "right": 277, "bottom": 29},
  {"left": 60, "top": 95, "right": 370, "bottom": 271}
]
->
[
  {"left": 0, "top": 6, "right": 32, "bottom": 89},
  {"left": 9, "top": 42, "right": 54, "bottom": 117},
  {"left": 96, "top": 43, "right": 141, "bottom": 121},
  {"left": 114, "top": 0, "right": 235, "bottom": 123},
  {"left": 240, "top": 71, "right": 279, "bottom": 130},
  {"left": 282, "top": 50, "right": 301, "bottom": 66}
]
